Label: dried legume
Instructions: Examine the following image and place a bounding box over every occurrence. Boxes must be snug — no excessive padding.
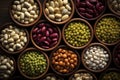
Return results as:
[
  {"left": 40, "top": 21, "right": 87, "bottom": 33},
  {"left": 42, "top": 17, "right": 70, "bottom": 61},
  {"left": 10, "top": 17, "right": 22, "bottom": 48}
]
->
[
  {"left": 19, "top": 51, "right": 47, "bottom": 77},
  {"left": 0, "top": 55, "right": 15, "bottom": 79},
  {"left": 43, "top": 74, "right": 62, "bottom": 80},
  {"left": 64, "top": 21, "right": 91, "bottom": 47},
  {"left": 0, "top": 25, "right": 27, "bottom": 52},
  {"left": 96, "top": 16, "right": 120, "bottom": 44}
]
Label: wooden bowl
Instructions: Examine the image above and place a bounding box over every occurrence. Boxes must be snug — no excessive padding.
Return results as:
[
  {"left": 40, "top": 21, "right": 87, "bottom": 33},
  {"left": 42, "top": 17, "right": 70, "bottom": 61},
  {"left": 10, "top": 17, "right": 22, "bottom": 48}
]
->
[
  {"left": 94, "top": 14, "right": 120, "bottom": 46},
  {"left": 107, "top": 0, "right": 120, "bottom": 16},
  {"left": 50, "top": 45, "right": 80, "bottom": 76},
  {"left": 41, "top": 73, "right": 64, "bottom": 80},
  {"left": 69, "top": 69, "right": 97, "bottom": 80},
  {"left": 17, "top": 48, "right": 49, "bottom": 79},
  {"left": 99, "top": 68, "right": 120, "bottom": 80},
  {"left": 82, "top": 43, "right": 111, "bottom": 73},
  {"left": 75, "top": 0, "right": 106, "bottom": 20},
  {"left": 62, "top": 18, "right": 93, "bottom": 49},
  {"left": 0, "top": 23, "right": 29, "bottom": 54},
  {"left": 30, "top": 20, "right": 61, "bottom": 51},
  {"left": 9, "top": 0, "right": 42, "bottom": 27},
  {"left": 0, "top": 53, "right": 16, "bottom": 79},
  {"left": 43, "top": 0, "right": 75, "bottom": 24},
  {"left": 113, "top": 43, "right": 120, "bottom": 68}
]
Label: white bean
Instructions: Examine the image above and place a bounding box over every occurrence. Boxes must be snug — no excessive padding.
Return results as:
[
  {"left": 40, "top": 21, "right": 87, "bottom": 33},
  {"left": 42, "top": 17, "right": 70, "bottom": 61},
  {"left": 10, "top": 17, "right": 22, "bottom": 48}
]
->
[
  {"left": 24, "top": 2, "right": 31, "bottom": 8},
  {"left": 5, "top": 45, "right": 9, "bottom": 49},
  {"left": 29, "top": 18, "right": 34, "bottom": 22},
  {"left": 6, "top": 70, "right": 11, "bottom": 75},
  {"left": 63, "top": 0, "right": 68, "bottom": 4},
  {"left": 0, "top": 65, "right": 7, "bottom": 70},
  {"left": 22, "top": 8, "right": 27, "bottom": 12},
  {"left": 8, "top": 38, "right": 14, "bottom": 43},
  {"left": 16, "top": 5, "right": 21, "bottom": 11},
  {"left": 14, "top": 1, "right": 20, "bottom": 5},
  {"left": 45, "top": 8, "right": 49, "bottom": 15},
  {"left": 8, "top": 48, "right": 14, "bottom": 52},
  {"left": 12, "top": 5, "right": 16, "bottom": 10},
  {"left": 4, "top": 34, "right": 8, "bottom": 40},
  {"left": 48, "top": 6, "right": 54, "bottom": 13},
  {"left": 20, "top": 12, "right": 24, "bottom": 19},
  {"left": 50, "top": 1, "right": 55, "bottom": 7},
  {"left": 25, "top": 11, "right": 31, "bottom": 17},
  {"left": 54, "top": 1, "right": 59, "bottom": 7},
  {"left": 66, "top": 4, "right": 71, "bottom": 11},
  {"left": 1, "top": 59, "right": 8, "bottom": 64},
  {"left": 61, "top": 14, "right": 69, "bottom": 21},
  {"left": 20, "top": 0, "right": 24, "bottom": 3},
  {"left": 9, "top": 60, "right": 14, "bottom": 65},
  {"left": 62, "top": 8, "right": 68, "bottom": 14},
  {"left": 3, "top": 74, "right": 9, "bottom": 78},
  {"left": 28, "top": 6, "right": 33, "bottom": 11},
  {"left": 48, "top": 14, "right": 55, "bottom": 20},
  {"left": 6, "top": 63, "right": 11, "bottom": 69},
  {"left": 30, "top": 10, "right": 36, "bottom": 15},
  {"left": 23, "top": 37, "right": 27, "bottom": 43},
  {"left": 55, "top": 13, "right": 62, "bottom": 18}
]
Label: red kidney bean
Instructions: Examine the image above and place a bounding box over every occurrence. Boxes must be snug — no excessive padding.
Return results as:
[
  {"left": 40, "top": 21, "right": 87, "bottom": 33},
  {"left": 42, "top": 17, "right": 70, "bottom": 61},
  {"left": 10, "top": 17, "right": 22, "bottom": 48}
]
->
[
  {"left": 45, "top": 30, "right": 50, "bottom": 37},
  {"left": 38, "top": 23, "right": 45, "bottom": 27},
  {"left": 78, "top": 8, "right": 86, "bottom": 12},
  {"left": 47, "top": 37, "right": 52, "bottom": 43},
  {"left": 98, "top": 6, "right": 104, "bottom": 12},
  {"left": 44, "top": 41, "right": 50, "bottom": 45},
  {"left": 86, "top": 0, "right": 94, "bottom": 9},
  {"left": 79, "top": 2, "right": 86, "bottom": 7},
  {"left": 41, "top": 26, "right": 46, "bottom": 32},
  {"left": 93, "top": 7, "right": 98, "bottom": 16},
  {"left": 32, "top": 27, "right": 38, "bottom": 33},
  {"left": 50, "top": 33, "right": 58, "bottom": 38},
  {"left": 89, "top": 0, "right": 98, "bottom": 3},
  {"left": 50, "top": 41, "right": 58, "bottom": 47},
  {"left": 86, "top": 8, "right": 94, "bottom": 14},
  {"left": 85, "top": 13, "right": 93, "bottom": 18},
  {"left": 39, "top": 36, "right": 46, "bottom": 42},
  {"left": 48, "top": 28, "right": 53, "bottom": 33},
  {"left": 41, "top": 46, "right": 50, "bottom": 49},
  {"left": 52, "top": 38, "right": 58, "bottom": 41}
]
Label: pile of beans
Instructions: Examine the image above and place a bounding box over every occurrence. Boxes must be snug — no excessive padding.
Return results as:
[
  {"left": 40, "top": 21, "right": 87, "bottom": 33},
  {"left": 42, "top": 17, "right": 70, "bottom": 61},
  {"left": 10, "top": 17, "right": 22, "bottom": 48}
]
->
[
  {"left": 0, "top": 55, "right": 15, "bottom": 79},
  {"left": 64, "top": 21, "right": 91, "bottom": 47},
  {"left": 19, "top": 51, "right": 47, "bottom": 77},
  {"left": 51, "top": 48, "right": 78, "bottom": 73},
  {"left": 110, "top": 0, "right": 120, "bottom": 14},
  {"left": 101, "top": 71, "right": 120, "bottom": 80},
  {"left": 114, "top": 44, "right": 120, "bottom": 67},
  {"left": 43, "top": 74, "right": 62, "bottom": 80},
  {"left": 12, "top": 0, "right": 39, "bottom": 24},
  {"left": 96, "top": 16, "right": 120, "bottom": 44},
  {"left": 32, "top": 22, "right": 59, "bottom": 49},
  {"left": 72, "top": 72, "right": 93, "bottom": 80},
  {"left": 76, "top": 0, "right": 105, "bottom": 19},
  {"left": 83, "top": 45, "right": 110, "bottom": 71},
  {"left": 0, "top": 25, "right": 27, "bottom": 52},
  {"left": 45, "top": 0, "right": 72, "bottom": 22}
]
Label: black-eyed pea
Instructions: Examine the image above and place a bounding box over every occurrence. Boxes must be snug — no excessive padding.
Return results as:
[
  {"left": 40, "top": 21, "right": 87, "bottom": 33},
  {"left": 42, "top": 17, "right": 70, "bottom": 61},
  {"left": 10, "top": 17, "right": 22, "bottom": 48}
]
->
[
  {"left": 45, "top": 8, "right": 49, "bottom": 15},
  {"left": 55, "top": 13, "right": 62, "bottom": 18},
  {"left": 62, "top": 14, "right": 69, "bottom": 21},
  {"left": 49, "top": 14, "right": 55, "bottom": 20}
]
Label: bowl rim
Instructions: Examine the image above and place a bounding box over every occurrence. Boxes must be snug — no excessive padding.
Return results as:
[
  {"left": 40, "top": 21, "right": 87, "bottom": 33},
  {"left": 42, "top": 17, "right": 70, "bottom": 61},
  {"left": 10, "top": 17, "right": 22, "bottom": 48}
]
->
[
  {"left": 9, "top": 0, "right": 42, "bottom": 27},
  {"left": 74, "top": 0, "right": 106, "bottom": 20},
  {"left": 99, "top": 68, "right": 120, "bottom": 80},
  {"left": 50, "top": 45, "right": 80, "bottom": 76},
  {"left": 94, "top": 13, "right": 120, "bottom": 46},
  {"left": 107, "top": 0, "right": 120, "bottom": 16},
  {"left": 113, "top": 43, "right": 120, "bottom": 68},
  {"left": 0, "top": 22, "right": 29, "bottom": 54},
  {"left": 43, "top": 0, "right": 75, "bottom": 24},
  {"left": 69, "top": 69, "right": 97, "bottom": 80},
  {"left": 62, "top": 18, "right": 93, "bottom": 49},
  {"left": 17, "top": 47, "right": 49, "bottom": 79},
  {"left": 81, "top": 43, "right": 111, "bottom": 73},
  {"left": 30, "top": 20, "right": 61, "bottom": 51}
]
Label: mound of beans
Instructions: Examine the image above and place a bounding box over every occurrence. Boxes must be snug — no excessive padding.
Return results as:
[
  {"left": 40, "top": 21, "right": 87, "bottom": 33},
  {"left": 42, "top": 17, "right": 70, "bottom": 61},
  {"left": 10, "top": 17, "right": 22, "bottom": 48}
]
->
[
  {"left": 72, "top": 72, "right": 93, "bottom": 80},
  {"left": 114, "top": 44, "right": 120, "bottom": 67},
  {"left": 0, "top": 55, "right": 15, "bottom": 79},
  {"left": 110, "top": 0, "right": 120, "bottom": 14},
  {"left": 12, "top": 0, "right": 39, "bottom": 24},
  {"left": 45, "top": 0, "right": 72, "bottom": 21},
  {"left": 0, "top": 25, "right": 27, "bottom": 52},
  {"left": 32, "top": 23, "right": 59, "bottom": 49},
  {"left": 51, "top": 48, "right": 78, "bottom": 73},
  {"left": 19, "top": 51, "right": 47, "bottom": 77},
  {"left": 76, "top": 0, "right": 105, "bottom": 19},
  {"left": 83, "top": 45, "right": 109, "bottom": 70},
  {"left": 43, "top": 74, "right": 62, "bottom": 80},
  {"left": 96, "top": 16, "right": 120, "bottom": 44},
  {"left": 64, "top": 21, "right": 91, "bottom": 47},
  {"left": 101, "top": 71, "right": 120, "bottom": 80}
]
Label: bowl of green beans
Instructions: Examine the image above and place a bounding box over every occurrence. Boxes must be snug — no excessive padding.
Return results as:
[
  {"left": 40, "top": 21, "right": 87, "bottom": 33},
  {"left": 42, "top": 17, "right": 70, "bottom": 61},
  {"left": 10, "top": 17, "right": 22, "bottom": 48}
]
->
[
  {"left": 62, "top": 18, "right": 93, "bottom": 49},
  {"left": 17, "top": 47, "right": 49, "bottom": 79},
  {"left": 94, "top": 14, "right": 120, "bottom": 45}
]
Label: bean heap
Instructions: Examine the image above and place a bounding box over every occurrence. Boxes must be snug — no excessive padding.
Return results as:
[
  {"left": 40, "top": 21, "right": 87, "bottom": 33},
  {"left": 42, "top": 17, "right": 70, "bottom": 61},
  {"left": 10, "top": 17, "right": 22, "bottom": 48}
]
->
[
  {"left": 76, "top": 0, "right": 105, "bottom": 19},
  {"left": 19, "top": 51, "right": 47, "bottom": 77},
  {"left": 101, "top": 72, "right": 120, "bottom": 80},
  {"left": 32, "top": 23, "right": 59, "bottom": 49},
  {"left": 83, "top": 45, "right": 109, "bottom": 70},
  {"left": 110, "top": 0, "right": 120, "bottom": 14},
  {"left": 0, "top": 55, "right": 15, "bottom": 79},
  {"left": 114, "top": 44, "right": 120, "bottom": 67},
  {"left": 0, "top": 25, "right": 27, "bottom": 52},
  {"left": 64, "top": 22, "right": 91, "bottom": 47},
  {"left": 72, "top": 73, "right": 93, "bottom": 80},
  {"left": 12, "top": 0, "right": 39, "bottom": 24},
  {"left": 51, "top": 48, "right": 78, "bottom": 73},
  {"left": 96, "top": 16, "right": 120, "bottom": 44},
  {"left": 43, "top": 75, "right": 62, "bottom": 80},
  {"left": 45, "top": 0, "right": 72, "bottom": 22}
]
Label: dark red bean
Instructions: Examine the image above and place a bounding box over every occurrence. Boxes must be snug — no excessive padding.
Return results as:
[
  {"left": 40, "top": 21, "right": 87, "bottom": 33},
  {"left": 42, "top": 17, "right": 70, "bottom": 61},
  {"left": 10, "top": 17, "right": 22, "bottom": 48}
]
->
[
  {"left": 36, "top": 29, "right": 41, "bottom": 33},
  {"left": 86, "top": 0, "right": 94, "bottom": 9},
  {"left": 47, "top": 37, "right": 52, "bottom": 43},
  {"left": 46, "top": 30, "right": 50, "bottom": 37},
  {"left": 44, "top": 41, "right": 50, "bottom": 45},
  {"left": 98, "top": 5, "right": 104, "bottom": 12},
  {"left": 33, "top": 34, "right": 37, "bottom": 38},
  {"left": 89, "top": 0, "right": 98, "bottom": 3},
  {"left": 50, "top": 41, "right": 58, "bottom": 47},
  {"left": 79, "top": 2, "right": 86, "bottom": 7},
  {"left": 38, "top": 34, "right": 42, "bottom": 38},
  {"left": 77, "top": 0, "right": 80, "bottom": 3},
  {"left": 78, "top": 8, "right": 86, "bottom": 12},
  {"left": 86, "top": 8, "right": 94, "bottom": 14},
  {"left": 41, "top": 26, "right": 46, "bottom": 32},
  {"left": 39, "top": 36, "right": 46, "bottom": 42},
  {"left": 50, "top": 33, "right": 58, "bottom": 38},
  {"left": 52, "top": 38, "right": 58, "bottom": 41},
  {"left": 80, "top": 13, "right": 86, "bottom": 17},
  {"left": 48, "top": 28, "right": 53, "bottom": 33},
  {"left": 41, "top": 46, "right": 49, "bottom": 49},
  {"left": 32, "top": 27, "right": 38, "bottom": 33},
  {"left": 85, "top": 13, "right": 93, "bottom": 18},
  {"left": 93, "top": 8, "right": 98, "bottom": 16}
]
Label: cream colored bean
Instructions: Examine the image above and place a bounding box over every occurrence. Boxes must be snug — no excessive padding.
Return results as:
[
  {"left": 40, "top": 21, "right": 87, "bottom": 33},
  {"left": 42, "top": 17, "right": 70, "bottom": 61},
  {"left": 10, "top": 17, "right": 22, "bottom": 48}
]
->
[
  {"left": 33, "top": 14, "right": 38, "bottom": 19},
  {"left": 16, "top": 5, "right": 21, "bottom": 11},
  {"left": 56, "top": 18, "right": 62, "bottom": 22},
  {"left": 2, "top": 59, "right": 8, "bottom": 64},
  {"left": 66, "top": 4, "right": 71, "bottom": 11},
  {"left": 24, "top": 37, "right": 27, "bottom": 43},
  {"left": 5, "top": 45, "right": 9, "bottom": 49},
  {"left": 55, "top": 1, "right": 59, "bottom": 7},
  {"left": 9, "top": 43, "right": 14, "bottom": 47},
  {"left": 20, "top": 0, "right": 24, "bottom": 3},
  {"left": 24, "top": 21, "right": 29, "bottom": 24},
  {"left": 48, "top": 6, "right": 54, "bottom": 13},
  {"left": 58, "top": 0, "right": 63, "bottom": 7},
  {"left": 3, "top": 74, "right": 9, "bottom": 78},
  {"left": 46, "top": 3, "right": 49, "bottom": 8},
  {"left": 4, "top": 34, "right": 8, "bottom": 40},
  {"left": 25, "top": 11, "right": 31, "bottom": 17},
  {"left": 6, "top": 70, "right": 11, "bottom": 75},
  {"left": 11, "top": 66, "right": 14, "bottom": 71},
  {"left": 10, "top": 31, "right": 16, "bottom": 36},
  {"left": 20, "top": 41, "right": 25, "bottom": 46},
  {"left": 13, "top": 34, "right": 19, "bottom": 40},
  {"left": 16, "top": 39, "right": 21, "bottom": 43},
  {"left": 54, "top": 7, "right": 60, "bottom": 13},
  {"left": 8, "top": 48, "right": 14, "bottom": 52},
  {"left": 63, "top": 0, "right": 68, "bottom": 4},
  {"left": 48, "top": 14, "right": 55, "bottom": 20},
  {"left": 12, "top": 5, "right": 16, "bottom": 10},
  {"left": 3, "top": 40, "right": 8, "bottom": 44},
  {"left": 14, "top": 14, "right": 18, "bottom": 19},
  {"left": 24, "top": 2, "right": 31, "bottom": 8},
  {"left": 55, "top": 13, "right": 62, "bottom": 18},
  {"left": 29, "top": 0, "right": 34, "bottom": 4},
  {"left": 45, "top": 8, "right": 49, "bottom": 15},
  {"left": 6, "top": 63, "right": 11, "bottom": 69},
  {"left": 28, "top": 6, "right": 33, "bottom": 11},
  {"left": 62, "top": 8, "right": 68, "bottom": 14},
  {"left": 22, "top": 8, "right": 27, "bottom": 12},
  {"left": 62, "top": 14, "right": 69, "bottom": 21},
  {"left": 29, "top": 18, "right": 34, "bottom": 22},
  {"left": 14, "top": 1, "right": 20, "bottom": 5},
  {"left": 50, "top": 1, "right": 55, "bottom": 7},
  {"left": 15, "top": 43, "right": 22, "bottom": 49},
  {"left": 60, "top": 6, "right": 65, "bottom": 11},
  {"left": 0, "top": 65, "right": 7, "bottom": 70},
  {"left": 20, "top": 12, "right": 24, "bottom": 19},
  {"left": 30, "top": 10, "right": 36, "bottom": 15},
  {"left": 8, "top": 38, "right": 14, "bottom": 43}
]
